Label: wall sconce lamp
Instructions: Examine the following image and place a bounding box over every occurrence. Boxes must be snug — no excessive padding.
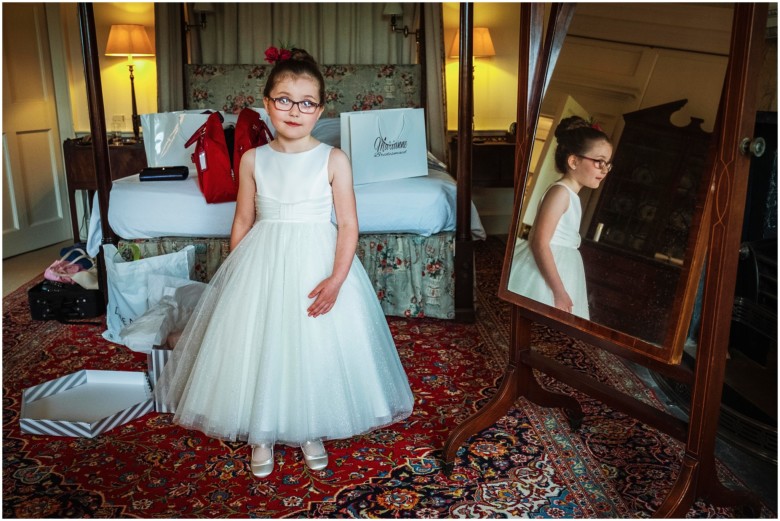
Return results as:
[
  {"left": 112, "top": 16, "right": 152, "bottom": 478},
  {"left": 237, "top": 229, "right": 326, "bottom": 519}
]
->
[
  {"left": 105, "top": 24, "right": 155, "bottom": 142},
  {"left": 449, "top": 27, "right": 496, "bottom": 59},
  {"left": 185, "top": 3, "right": 214, "bottom": 32},
  {"left": 383, "top": 3, "right": 419, "bottom": 41}
]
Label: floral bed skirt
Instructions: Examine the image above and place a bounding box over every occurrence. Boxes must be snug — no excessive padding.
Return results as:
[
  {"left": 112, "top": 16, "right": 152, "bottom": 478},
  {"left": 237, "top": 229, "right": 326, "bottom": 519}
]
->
[{"left": 116, "top": 232, "right": 455, "bottom": 319}]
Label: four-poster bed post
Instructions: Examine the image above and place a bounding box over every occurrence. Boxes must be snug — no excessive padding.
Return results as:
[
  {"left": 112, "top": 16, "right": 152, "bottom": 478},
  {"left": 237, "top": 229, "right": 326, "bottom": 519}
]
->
[
  {"left": 77, "top": 2, "right": 116, "bottom": 303},
  {"left": 454, "top": 2, "right": 475, "bottom": 322}
]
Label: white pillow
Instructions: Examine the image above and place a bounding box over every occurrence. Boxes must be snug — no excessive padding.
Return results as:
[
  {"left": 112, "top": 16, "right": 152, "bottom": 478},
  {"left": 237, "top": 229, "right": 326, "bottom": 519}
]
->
[{"left": 312, "top": 118, "right": 341, "bottom": 147}]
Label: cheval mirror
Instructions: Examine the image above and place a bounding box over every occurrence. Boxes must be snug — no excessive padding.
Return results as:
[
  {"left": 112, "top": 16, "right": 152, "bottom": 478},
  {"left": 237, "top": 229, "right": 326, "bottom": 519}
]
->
[{"left": 444, "top": 3, "right": 769, "bottom": 517}]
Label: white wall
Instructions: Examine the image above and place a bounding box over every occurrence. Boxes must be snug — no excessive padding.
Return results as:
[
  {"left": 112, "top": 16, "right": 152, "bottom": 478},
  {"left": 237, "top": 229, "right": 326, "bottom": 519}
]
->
[
  {"left": 59, "top": 3, "right": 157, "bottom": 136},
  {"left": 443, "top": 2, "right": 523, "bottom": 133}
]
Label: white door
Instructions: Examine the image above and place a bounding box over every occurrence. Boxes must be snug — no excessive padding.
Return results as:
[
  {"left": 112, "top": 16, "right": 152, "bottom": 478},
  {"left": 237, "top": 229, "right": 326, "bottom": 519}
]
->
[{"left": 2, "top": 3, "right": 71, "bottom": 258}]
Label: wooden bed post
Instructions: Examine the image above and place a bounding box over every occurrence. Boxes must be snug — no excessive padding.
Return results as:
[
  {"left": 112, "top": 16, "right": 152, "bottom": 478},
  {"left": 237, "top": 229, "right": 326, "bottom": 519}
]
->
[
  {"left": 77, "top": 3, "right": 116, "bottom": 302},
  {"left": 180, "top": 3, "right": 189, "bottom": 104},
  {"left": 415, "top": 2, "right": 429, "bottom": 153},
  {"left": 454, "top": 2, "right": 475, "bottom": 323}
]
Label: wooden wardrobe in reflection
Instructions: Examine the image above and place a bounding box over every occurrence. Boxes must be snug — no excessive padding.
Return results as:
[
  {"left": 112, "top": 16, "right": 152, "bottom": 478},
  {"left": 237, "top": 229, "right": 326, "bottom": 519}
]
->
[{"left": 582, "top": 99, "right": 713, "bottom": 344}]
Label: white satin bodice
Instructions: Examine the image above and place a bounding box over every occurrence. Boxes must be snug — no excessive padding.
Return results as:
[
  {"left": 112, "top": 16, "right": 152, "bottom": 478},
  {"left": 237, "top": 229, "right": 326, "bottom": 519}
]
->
[
  {"left": 543, "top": 182, "right": 582, "bottom": 249},
  {"left": 253, "top": 143, "right": 333, "bottom": 223}
]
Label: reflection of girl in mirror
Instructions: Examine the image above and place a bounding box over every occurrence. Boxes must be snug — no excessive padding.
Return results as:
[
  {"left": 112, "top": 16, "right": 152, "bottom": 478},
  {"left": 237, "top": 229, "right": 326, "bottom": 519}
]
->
[{"left": 508, "top": 116, "right": 612, "bottom": 318}]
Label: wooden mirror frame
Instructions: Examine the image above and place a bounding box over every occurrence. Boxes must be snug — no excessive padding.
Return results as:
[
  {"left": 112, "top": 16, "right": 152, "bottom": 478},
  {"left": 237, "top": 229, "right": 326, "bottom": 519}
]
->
[
  {"left": 497, "top": 5, "right": 724, "bottom": 367},
  {"left": 444, "top": 3, "right": 768, "bottom": 516}
]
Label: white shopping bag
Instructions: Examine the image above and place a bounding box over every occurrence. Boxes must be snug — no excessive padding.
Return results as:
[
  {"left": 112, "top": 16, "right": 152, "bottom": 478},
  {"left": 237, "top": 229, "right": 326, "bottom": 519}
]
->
[
  {"left": 102, "top": 244, "right": 196, "bottom": 347},
  {"left": 340, "top": 108, "right": 428, "bottom": 185},
  {"left": 140, "top": 109, "right": 273, "bottom": 170}
]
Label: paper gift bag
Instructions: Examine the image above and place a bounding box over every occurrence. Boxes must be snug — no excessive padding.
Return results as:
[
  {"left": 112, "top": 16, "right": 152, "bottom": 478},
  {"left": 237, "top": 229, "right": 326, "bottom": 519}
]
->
[{"left": 341, "top": 108, "right": 428, "bottom": 185}]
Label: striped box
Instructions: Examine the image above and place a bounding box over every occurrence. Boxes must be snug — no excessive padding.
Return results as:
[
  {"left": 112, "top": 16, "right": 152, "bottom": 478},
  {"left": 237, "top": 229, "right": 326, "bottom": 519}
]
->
[
  {"left": 20, "top": 370, "right": 153, "bottom": 438},
  {"left": 147, "top": 345, "right": 174, "bottom": 413}
]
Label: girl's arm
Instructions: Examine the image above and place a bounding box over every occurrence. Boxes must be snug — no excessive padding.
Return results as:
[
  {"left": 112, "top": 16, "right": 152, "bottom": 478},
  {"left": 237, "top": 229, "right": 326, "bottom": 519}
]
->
[
  {"left": 229, "top": 149, "right": 258, "bottom": 250},
  {"left": 307, "top": 148, "right": 358, "bottom": 317},
  {"left": 528, "top": 184, "right": 573, "bottom": 313}
]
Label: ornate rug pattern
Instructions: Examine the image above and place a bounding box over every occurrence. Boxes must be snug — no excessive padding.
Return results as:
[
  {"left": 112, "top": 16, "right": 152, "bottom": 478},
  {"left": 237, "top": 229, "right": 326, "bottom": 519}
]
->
[{"left": 2, "top": 237, "right": 773, "bottom": 518}]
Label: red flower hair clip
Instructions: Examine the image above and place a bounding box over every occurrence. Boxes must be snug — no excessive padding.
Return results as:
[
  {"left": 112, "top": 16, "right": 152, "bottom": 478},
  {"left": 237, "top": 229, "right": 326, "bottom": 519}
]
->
[
  {"left": 590, "top": 121, "right": 604, "bottom": 132},
  {"left": 264, "top": 45, "right": 292, "bottom": 65}
]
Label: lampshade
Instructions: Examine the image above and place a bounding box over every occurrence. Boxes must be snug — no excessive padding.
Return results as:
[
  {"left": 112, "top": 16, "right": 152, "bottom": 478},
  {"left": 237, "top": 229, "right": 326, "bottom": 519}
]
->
[
  {"left": 449, "top": 27, "right": 496, "bottom": 58},
  {"left": 105, "top": 24, "right": 154, "bottom": 57},
  {"left": 192, "top": 3, "right": 215, "bottom": 14},
  {"left": 383, "top": 3, "right": 404, "bottom": 16}
]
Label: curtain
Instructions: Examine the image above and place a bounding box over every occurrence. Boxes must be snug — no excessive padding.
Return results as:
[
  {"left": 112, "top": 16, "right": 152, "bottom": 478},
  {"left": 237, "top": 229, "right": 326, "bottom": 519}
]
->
[
  {"left": 154, "top": 3, "right": 185, "bottom": 112},
  {"left": 189, "top": 3, "right": 415, "bottom": 65},
  {"left": 419, "top": 3, "right": 446, "bottom": 160}
]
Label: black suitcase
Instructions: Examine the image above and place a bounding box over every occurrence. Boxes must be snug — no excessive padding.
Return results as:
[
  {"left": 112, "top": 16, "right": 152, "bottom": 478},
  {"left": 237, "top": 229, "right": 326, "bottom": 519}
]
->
[{"left": 28, "top": 280, "right": 105, "bottom": 322}]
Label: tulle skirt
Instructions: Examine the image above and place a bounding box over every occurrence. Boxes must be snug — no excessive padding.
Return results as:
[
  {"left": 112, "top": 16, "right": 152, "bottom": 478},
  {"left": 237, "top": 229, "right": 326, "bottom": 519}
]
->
[
  {"left": 155, "top": 219, "right": 414, "bottom": 446},
  {"left": 507, "top": 238, "right": 590, "bottom": 320}
]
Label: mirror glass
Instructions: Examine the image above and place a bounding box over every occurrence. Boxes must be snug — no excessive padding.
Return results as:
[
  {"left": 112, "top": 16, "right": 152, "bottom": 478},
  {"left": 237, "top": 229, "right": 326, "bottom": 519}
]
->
[{"left": 503, "top": 3, "right": 734, "bottom": 352}]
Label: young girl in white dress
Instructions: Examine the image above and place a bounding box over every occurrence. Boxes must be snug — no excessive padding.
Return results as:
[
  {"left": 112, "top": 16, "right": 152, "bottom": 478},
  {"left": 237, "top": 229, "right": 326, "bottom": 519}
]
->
[
  {"left": 508, "top": 115, "right": 612, "bottom": 319},
  {"left": 155, "top": 48, "right": 414, "bottom": 478}
]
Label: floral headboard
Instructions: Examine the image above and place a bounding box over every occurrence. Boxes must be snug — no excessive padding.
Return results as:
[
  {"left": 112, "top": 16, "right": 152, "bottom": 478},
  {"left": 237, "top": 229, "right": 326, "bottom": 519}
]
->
[{"left": 186, "top": 64, "right": 421, "bottom": 117}]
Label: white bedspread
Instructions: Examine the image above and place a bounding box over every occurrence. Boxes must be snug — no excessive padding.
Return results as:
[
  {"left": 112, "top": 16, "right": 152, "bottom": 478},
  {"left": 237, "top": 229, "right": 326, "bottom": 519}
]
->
[{"left": 86, "top": 168, "right": 486, "bottom": 258}]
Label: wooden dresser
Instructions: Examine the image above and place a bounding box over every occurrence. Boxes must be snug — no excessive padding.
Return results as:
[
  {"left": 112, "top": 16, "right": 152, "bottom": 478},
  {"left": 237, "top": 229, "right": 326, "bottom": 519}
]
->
[
  {"left": 448, "top": 135, "right": 515, "bottom": 188},
  {"left": 62, "top": 139, "right": 147, "bottom": 240}
]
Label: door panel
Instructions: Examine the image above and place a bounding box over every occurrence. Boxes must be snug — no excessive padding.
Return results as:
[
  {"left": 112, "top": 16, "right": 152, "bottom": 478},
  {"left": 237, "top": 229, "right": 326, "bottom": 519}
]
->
[{"left": 2, "top": 3, "right": 70, "bottom": 258}]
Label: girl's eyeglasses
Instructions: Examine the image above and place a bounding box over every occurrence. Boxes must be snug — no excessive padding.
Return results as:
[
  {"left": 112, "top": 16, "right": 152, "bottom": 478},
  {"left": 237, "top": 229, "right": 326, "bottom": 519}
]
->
[
  {"left": 577, "top": 155, "right": 613, "bottom": 172},
  {"left": 268, "top": 96, "right": 322, "bottom": 114}
]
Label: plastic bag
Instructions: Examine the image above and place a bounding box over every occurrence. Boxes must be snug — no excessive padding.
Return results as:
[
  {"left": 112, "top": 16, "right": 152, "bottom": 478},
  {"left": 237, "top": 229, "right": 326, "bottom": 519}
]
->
[
  {"left": 102, "top": 244, "right": 196, "bottom": 346},
  {"left": 119, "top": 278, "right": 207, "bottom": 353}
]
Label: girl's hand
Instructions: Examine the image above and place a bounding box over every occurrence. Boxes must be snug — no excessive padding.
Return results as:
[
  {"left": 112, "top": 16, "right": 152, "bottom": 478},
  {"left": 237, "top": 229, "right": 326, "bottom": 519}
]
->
[
  {"left": 553, "top": 290, "right": 573, "bottom": 314},
  {"left": 307, "top": 277, "right": 343, "bottom": 317}
]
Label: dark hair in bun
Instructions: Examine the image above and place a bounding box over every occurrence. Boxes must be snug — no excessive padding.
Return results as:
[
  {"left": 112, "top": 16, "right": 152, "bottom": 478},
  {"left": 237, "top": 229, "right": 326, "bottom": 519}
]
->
[
  {"left": 553, "top": 115, "right": 610, "bottom": 174},
  {"left": 263, "top": 48, "right": 325, "bottom": 104}
]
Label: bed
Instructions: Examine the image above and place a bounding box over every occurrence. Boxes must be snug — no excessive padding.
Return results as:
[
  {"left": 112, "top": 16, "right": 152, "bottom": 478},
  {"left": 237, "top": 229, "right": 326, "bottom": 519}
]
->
[{"left": 86, "top": 63, "right": 485, "bottom": 320}]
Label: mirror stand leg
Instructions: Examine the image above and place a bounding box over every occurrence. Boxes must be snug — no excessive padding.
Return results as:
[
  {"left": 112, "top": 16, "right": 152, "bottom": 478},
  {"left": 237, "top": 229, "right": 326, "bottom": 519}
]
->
[
  {"left": 651, "top": 453, "right": 762, "bottom": 518},
  {"left": 515, "top": 313, "right": 584, "bottom": 429},
  {"left": 442, "top": 308, "right": 585, "bottom": 473},
  {"left": 441, "top": 362, "right": 520, "bottom": 473},
  {"left": 522, "top": 371, "right": 584, "bottom": 429},
  {"left": 698, "top": 453, "right": 763, "bottom": 516},
  {"left": 441, "top": 307, "right": 527, "bottom": 472},
  {"left": 651, "top": 455, "right": 699, "bottom": 517}
]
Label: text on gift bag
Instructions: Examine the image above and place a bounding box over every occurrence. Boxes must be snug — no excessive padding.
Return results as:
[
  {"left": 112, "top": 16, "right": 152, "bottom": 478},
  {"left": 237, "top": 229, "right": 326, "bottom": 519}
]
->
[{"left": 340, "top": 108, "right": 428, "bottom": 185}]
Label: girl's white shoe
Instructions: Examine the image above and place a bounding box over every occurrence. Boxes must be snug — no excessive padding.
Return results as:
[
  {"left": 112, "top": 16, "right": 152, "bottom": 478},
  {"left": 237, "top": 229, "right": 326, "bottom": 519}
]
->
[
  {"left": 251, "top": 443, "right": 274, "bottom": 478},
  {"left": 301, "top": 440, "right": 328, "bottom": 470}
]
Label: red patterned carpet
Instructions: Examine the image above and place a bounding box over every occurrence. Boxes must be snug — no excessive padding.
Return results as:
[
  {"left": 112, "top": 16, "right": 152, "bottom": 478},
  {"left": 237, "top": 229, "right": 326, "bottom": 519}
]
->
[{"left": 2, "top": 238, "right": 773, "bottom": 518}]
